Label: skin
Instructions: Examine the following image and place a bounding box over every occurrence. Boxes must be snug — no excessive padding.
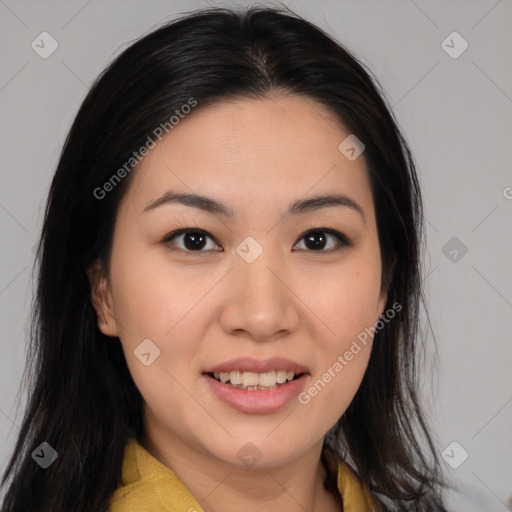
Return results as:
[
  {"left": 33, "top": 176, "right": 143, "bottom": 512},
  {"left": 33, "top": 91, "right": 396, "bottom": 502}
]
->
[{"left": 88, "top": 93, "right": 388, "bottom": 512}]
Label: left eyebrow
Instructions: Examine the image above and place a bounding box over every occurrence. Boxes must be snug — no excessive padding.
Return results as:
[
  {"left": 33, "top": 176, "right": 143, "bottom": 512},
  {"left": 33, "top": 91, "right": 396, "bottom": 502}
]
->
[
  {"left": 143, "top": 190, "right": 365, "bottom": 224},
  {"left": 288, "top": 194, "right": 365, "bottom": 224}
]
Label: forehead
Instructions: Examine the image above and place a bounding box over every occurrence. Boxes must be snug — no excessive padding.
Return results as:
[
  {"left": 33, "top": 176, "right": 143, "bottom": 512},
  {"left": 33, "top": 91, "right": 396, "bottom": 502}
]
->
[{"left": 119, "top": 94, "right": 374, "bottom": 220}]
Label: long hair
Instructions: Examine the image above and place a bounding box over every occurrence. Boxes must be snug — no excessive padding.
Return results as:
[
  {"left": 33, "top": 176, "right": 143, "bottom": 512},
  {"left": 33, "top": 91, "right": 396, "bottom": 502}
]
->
[{"left": 1, "top": 5, "right": 447, "bottom": 511}]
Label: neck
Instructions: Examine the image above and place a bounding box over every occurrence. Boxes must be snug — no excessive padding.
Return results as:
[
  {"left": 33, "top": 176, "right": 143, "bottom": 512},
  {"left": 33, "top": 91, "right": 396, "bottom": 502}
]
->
[{"left": 139, "top": 427, "right": 342, "bottom": 512}]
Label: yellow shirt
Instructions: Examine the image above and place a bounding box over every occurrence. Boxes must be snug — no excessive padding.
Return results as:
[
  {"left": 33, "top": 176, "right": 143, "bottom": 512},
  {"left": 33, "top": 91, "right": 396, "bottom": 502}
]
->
[{"left": 109, "top": 438, "right": 375, "bottom": 511}]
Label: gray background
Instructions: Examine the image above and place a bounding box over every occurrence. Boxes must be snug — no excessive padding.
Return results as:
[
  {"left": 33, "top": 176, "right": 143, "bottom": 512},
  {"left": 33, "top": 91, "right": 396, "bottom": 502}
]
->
[{"left": 0, "top": 0, "right": 511, "bottom": 509}]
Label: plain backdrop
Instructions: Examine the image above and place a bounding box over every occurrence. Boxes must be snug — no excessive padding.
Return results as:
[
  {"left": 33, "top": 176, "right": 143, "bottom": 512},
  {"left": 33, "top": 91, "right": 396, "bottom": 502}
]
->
[{"left": 0, "top": 1, "right": 511, "bottom": 510}]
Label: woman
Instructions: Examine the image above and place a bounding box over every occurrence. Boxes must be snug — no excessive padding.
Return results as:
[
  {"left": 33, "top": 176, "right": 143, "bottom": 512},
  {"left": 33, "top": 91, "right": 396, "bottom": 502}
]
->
[{"left": 0, "top": 5, "right": 448, "bottom": 511}]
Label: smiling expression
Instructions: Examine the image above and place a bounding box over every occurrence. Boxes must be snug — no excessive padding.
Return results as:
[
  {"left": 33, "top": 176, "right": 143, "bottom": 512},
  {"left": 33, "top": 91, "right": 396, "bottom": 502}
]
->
[{"left": 89, "top": 93, "right": 388, "bottom": 468}]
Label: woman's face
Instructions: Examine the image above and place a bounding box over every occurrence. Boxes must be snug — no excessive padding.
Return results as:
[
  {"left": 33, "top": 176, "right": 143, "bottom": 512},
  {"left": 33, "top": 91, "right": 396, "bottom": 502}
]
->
[{"left": 91, "top": 94, "right": 387, "bottom": 468}]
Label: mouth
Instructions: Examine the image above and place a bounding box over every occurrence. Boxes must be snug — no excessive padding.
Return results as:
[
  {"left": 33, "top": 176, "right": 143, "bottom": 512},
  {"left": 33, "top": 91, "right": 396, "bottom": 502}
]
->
[
  {"left": 202, "top": 357, "right": 310, "bottom": 413},
  {"left": 203, "top": 370, "right": 309, "bottom": 414},
  {"left": 204, "top": 370, "right": 306, "bottom": 391}
]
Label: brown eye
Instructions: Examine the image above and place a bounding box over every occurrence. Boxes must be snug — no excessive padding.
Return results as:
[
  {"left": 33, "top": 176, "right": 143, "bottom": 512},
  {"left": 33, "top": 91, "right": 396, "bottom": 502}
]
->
[
  {"left": 163, "top": 229, "right": 221, "bottom": 252},
  {"left": 294, "top": 228, "right": 352, "bottom": 252},
  {"left": 162, "top": 227, "right": 351, "bottom": 254}
]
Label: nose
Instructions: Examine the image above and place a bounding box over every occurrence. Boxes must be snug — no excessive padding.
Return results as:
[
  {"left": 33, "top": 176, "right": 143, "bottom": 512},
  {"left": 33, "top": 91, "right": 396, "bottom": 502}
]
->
[{"left": 218, "top": 250, "right": 300, "bottom": 342}]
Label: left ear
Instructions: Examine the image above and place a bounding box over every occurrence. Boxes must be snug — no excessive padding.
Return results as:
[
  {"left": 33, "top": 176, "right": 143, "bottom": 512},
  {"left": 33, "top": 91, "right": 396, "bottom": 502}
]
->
[{"left": 375, "top": 253, "right": 397, "bottom": 322}]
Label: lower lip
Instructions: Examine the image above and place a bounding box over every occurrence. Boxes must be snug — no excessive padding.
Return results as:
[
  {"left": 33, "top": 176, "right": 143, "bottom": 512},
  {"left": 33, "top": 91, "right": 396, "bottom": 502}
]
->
[{"left": 203, "top": 373, "right": 308, "bottom": 414}]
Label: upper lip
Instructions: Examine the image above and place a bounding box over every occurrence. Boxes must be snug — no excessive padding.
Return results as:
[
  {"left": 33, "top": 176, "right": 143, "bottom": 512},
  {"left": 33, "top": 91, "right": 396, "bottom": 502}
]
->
[{"left": 203, "top": 357, "right": 309, "bottom": 374}]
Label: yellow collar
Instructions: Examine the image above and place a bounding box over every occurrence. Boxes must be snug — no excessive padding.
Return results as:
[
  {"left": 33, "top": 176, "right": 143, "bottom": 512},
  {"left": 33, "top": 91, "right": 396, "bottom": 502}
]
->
[{"left": 110, "top": 438, "right": 375, "bottom": 511}]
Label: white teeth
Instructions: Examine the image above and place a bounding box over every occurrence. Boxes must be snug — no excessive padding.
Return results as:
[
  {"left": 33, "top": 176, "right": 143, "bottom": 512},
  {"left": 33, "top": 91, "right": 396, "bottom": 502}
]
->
[
  {"left": 211, "top": 370, "right": 298, "bottom": 388},
  {"left": 275, "top": 370, "right": 287, "bottom": 383},
  {"left": 258, "top": 370, "right": 276, "bottom": 387},
  {"left": 242, "top": 372, "right": 259, "bottom": 386},
  {"left": 230, "top": 370, "right": 242, "bottom": 385}
]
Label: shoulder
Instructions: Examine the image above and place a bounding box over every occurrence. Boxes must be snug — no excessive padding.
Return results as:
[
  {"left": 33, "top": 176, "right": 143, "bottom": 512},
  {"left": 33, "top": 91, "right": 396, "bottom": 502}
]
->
[
  {"left": 322, "top": 445, "right": 376, "bottom": 512},
  {"left": 109, "top": 438, "right": 204, "bottom": 512}
]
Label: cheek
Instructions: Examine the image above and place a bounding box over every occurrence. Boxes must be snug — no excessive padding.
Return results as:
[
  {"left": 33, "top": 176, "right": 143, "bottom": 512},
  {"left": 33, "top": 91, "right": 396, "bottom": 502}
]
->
[
  {"left": 118, "top": 311, "right": 201, "bottom": 427},
  {"left": 108, "top": 249, "right": 212, "bottom": 408},
  {"left": 308, "top": 258, "right": 382, "bottom": 343},
  {"left": 109, "top": 242, "right": 216, "bottom": 340},
  {"left": 298, "top": 329, "right": 373, "bottom": 431},
  {"left": 296, "top": 260, "right": 380, "bottom": 421}
]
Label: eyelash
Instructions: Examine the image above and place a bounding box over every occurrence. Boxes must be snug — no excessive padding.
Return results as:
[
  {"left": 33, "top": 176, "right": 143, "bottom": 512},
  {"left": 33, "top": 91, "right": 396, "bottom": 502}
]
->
[{"left": 161, "top": 225, "right": 353, "bottom": 254}]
